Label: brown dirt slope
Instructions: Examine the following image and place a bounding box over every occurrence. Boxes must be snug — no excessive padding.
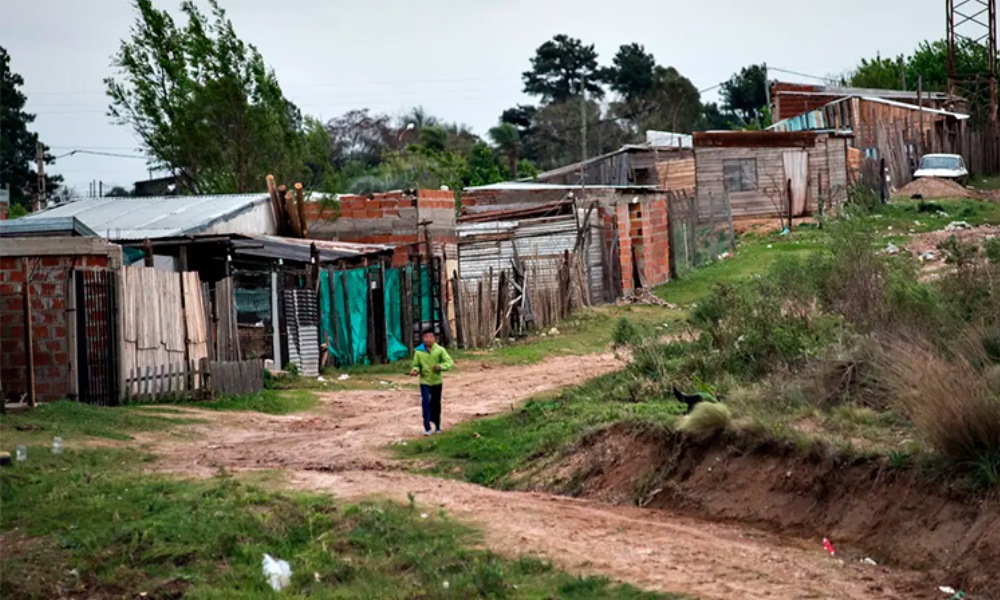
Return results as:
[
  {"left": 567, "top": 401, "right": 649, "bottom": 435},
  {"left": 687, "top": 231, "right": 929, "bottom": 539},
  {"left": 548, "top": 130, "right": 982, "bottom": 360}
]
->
[
  {"left": 135, "top": 354, "right": 931, "bottom": 600},
  {"left": 525, "top": 422, "right": 1000, "bottom": 598}
]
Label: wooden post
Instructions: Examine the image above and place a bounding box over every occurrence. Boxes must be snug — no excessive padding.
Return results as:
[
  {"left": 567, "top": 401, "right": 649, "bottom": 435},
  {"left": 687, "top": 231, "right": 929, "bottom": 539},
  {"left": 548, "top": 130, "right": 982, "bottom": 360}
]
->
[
  {"left": 451, "top": 270, "right": 464, "bottom": 349},
  {"left": 786, "top": 179, "right": 794, "bottom": 229},
  {"left": 917, "top": 75, "right": 924, "bottom": 155},
  {"left": 266, "top": 175, "right": 285, "bottom": 235},
  {"left": 270, "top": 265, "right": 281, "bottom": 368},
  {"left": 294, "top": 183, "right": 309, "bottom": 239},
  {"left": 379, "top": 262, "right": 388, "bottom": 363},
  {"left": 21, "top": 259, "right": 35, "bottom": 407},
  {"left": 142, "top": 238, "right": 154, "bottom": 267}
]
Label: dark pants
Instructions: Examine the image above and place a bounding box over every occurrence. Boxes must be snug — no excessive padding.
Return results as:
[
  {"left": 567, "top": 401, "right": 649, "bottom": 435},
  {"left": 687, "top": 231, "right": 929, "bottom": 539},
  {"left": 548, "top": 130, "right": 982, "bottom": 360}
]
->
[{"left": 420, "top": 384, "right": 443, "bottom": 431}]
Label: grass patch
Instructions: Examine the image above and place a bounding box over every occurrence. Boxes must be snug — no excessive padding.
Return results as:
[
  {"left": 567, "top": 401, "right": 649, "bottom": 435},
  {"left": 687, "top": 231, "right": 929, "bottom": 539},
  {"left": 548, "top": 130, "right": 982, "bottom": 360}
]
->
[
  {"left": 0, "top": 447, "right": 682, "bottom": 599},
  {"left": 199, "top": 390, "right": 319, "bottom": 415},
  {"left": 397, "top": 371, "right": 685, "bottom": 487},
  {"left": 0, "top": 401, "right": 195, "bottom": 447},
  {"left": 655, "top": 236, "right": 824, "bottom": 306}
]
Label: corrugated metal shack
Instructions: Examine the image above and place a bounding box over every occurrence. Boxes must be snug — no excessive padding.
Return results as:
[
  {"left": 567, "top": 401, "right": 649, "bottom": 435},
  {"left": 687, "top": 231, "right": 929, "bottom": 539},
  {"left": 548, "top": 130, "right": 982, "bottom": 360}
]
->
[
  {"left": 121, "top": 234, "right": 400, "bottom": 374},
  {"left": 693, "top": 131, "right": 850, "bottom": 220},
  {"left": 770, "top": 81, "right": 963, "bottom": 122},
  {"left": 449, "top": 199, "right": 603, "bottom": 347}
]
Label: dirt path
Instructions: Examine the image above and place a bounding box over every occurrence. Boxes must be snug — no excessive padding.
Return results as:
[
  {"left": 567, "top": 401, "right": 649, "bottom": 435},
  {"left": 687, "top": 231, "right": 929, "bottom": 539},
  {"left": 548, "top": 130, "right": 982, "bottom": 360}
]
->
[{"left": 141, "top": 354, "right": 928, "bottom": 599}]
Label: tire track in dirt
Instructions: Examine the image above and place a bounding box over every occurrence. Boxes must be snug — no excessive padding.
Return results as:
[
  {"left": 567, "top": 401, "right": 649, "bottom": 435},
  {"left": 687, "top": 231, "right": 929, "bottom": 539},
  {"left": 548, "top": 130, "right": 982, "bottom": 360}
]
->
[{"left": 141, "top": 353, "right": 928, "bottom": 599}]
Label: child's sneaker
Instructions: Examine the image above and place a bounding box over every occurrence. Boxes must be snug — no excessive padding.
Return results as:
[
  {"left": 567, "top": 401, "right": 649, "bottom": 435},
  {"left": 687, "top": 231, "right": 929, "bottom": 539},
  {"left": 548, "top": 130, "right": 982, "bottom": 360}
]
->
[
  {"left": 423, "top": 429, "right": 432, "bottom": 436},
  {"left": 433, "top": 428, "right": 443, "bottom": 434}
]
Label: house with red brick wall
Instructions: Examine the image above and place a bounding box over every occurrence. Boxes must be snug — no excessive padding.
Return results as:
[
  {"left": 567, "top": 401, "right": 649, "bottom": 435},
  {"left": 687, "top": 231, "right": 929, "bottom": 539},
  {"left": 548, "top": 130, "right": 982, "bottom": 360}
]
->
[{"left": 0, "top": 236, "right": 124, "bottom": 405}]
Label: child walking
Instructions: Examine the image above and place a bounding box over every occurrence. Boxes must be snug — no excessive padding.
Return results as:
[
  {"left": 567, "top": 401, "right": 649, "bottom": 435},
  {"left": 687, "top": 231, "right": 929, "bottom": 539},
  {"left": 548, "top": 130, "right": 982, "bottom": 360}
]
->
[{"left": 409, "top": 328, "right": 454, "bottom": 435}]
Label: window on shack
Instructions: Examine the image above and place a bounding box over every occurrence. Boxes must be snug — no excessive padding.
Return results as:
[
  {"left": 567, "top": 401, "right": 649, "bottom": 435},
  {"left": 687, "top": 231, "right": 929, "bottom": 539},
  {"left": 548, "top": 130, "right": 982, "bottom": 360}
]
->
[{"left": 723, "top": 158, "right": 758, "bottom": 192}]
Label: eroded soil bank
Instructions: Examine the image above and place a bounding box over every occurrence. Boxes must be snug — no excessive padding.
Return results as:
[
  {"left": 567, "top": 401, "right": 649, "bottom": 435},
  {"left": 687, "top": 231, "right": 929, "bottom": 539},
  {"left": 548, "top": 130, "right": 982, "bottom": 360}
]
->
[{"left": 521, "top": 422, "right": 1000, "bottom": 597}]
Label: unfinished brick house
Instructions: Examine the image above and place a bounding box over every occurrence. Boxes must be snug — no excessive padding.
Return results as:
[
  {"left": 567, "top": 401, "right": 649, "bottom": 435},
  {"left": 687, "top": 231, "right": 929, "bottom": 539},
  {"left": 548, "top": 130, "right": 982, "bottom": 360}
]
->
[
  {"left": 305, "top": 189, "right": 457, "bottom": 267},
  {"left": 0, "top": 235, "right": 124, "bottom": 404}
]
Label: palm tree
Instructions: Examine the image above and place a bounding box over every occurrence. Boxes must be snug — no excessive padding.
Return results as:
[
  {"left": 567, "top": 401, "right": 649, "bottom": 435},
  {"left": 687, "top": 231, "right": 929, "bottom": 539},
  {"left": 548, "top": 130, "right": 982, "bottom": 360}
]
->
[{"left": 488, "top": 123, "right": 522, "bottom": 178}]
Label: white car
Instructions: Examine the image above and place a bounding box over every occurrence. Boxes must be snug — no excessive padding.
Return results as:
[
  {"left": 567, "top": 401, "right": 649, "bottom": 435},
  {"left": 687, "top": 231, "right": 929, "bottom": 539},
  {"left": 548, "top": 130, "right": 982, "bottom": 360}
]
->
[{"left": 913, "top": 154, "right": 968, "bottom": 186}]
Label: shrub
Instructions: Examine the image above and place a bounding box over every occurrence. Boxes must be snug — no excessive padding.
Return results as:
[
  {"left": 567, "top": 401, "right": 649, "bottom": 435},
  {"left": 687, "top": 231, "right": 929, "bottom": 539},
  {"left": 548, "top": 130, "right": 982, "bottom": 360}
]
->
[
  {"left": 679, "top": 402, "right": 732, "bottom": 437},
  {"left": 880, "top": 336, "right": 1000, "bottom": 488},
  {"left": 612, "top": 317, "right": 640, "bottom": 348}
]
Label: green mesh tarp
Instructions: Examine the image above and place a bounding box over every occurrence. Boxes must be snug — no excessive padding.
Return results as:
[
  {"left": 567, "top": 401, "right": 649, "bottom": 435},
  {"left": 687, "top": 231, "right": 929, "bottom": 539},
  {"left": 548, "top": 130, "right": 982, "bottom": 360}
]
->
[
  {"left": 319, "top": 269, "right": 369, "bottom": 366},
  {"left": 383, "top": 268, "right": 409, "bottom": 362}
]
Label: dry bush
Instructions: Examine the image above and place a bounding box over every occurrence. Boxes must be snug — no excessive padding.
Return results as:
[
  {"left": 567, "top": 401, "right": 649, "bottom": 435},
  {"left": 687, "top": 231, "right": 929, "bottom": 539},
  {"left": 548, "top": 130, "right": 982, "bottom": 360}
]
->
[
  {"left": 880, "top": 334, "right": 1000, "bottom": 484},
  {"left": 679, "top": 403, "right": 732, "bottom": 437}
]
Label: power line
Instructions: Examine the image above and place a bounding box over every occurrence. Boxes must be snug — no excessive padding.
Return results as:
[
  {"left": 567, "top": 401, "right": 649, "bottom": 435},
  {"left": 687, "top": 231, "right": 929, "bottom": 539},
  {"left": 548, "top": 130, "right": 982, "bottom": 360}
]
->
[
  {"left": 768, "top": 66, "right": 837, "bottom": 83},
  {"left": 54, "top": 149, "right": 147, "bottom": 160}
]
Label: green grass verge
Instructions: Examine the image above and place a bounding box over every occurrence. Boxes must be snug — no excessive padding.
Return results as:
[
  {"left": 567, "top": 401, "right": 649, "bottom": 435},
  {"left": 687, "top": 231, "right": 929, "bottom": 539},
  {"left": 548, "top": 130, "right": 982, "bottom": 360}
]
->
[
  {"left": 0, "top": 401, "right": 196, "bottom": 447},
  {"left": 0, "top": 448, "right": 683, "bottom": 599},
  {"left": 656, "top": 237, "right": 825, "bottom": 306},
  {"left": 199, "top": 390, "right": 319, "bottom": 415},
  {"left": 397, "top": 371, "right": 684, "bottom": 487}
]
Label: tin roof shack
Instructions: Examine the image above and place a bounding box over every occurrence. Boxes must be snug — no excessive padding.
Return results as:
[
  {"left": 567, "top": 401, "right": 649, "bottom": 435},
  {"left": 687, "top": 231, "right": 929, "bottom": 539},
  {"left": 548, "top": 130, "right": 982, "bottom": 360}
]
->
[
  {"left": 693, "top": 131, "right": 850, "bottom": 221},
  {"left": 769, "top": 96, "right": 970, "bottom": 188},
  {"left": 462, "top": 184, "right": 671, "bottom": 298},
  {"left": 1, "top": 237, "right": 124, "bottom": 406},
  {"left": 770, "top": 81, "right": 964, "bottom": 122},
  {"left": 120, "top": 234, "right": 400, "bottom": 373},
  {"left": 533, "top": 144, "right": 695, "bottom": 195}
]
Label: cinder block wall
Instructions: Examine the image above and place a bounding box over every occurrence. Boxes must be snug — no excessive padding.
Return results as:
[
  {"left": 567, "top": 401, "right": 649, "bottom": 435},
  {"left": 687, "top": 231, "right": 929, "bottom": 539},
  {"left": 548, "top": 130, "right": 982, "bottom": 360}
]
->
[
  {"left": 0, "top": 250, "right": 115, "bottom": 403},
  {"left": 609, "top": 194, "right": 670, "bottom": 294},
  {"left": 306, "top": 190, "right": 457, "bottom": 266}
]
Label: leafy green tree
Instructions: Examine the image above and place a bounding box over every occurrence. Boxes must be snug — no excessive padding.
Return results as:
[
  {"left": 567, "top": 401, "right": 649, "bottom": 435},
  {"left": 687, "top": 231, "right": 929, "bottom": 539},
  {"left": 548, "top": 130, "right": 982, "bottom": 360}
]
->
[
  {"left": 500, "top": 104, "right": 540, "bottom": 164},
  {"left": 488, "top": 122, "right": 522, "bottom": 178},
  {"left": 694, "top": 102, "right": 732, "bottom": 130},
  {"left": 0, "top": 46, "right": 62, "bottom": 209},
  {"left": 720, "top": 64, "right": 768, "bottom": 127},
  {"left": 463, "top": 142, "right": 506, "bottom": 187},
  {"left": 848, "top": 54, "right": 905, "bottom": 89},
  {"left": 522, "top": 35, "right": 605, "bottom": 102},
  {"left": 605, "top": 43, "right": 657, "bottom": 103},
  {"left": 106, "top": 0, "right": 305, "bottom": 194}
]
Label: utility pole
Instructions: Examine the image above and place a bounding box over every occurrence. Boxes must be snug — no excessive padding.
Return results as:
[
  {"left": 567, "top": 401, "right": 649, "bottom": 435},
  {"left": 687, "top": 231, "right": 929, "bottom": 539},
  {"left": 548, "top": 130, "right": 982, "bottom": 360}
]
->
[
  {"left": 918, "top": 75, "right": 925, "bottom": 153},
  {"left": 946, "top": 0, "right": 997, "bottom": 129},
  {"left": 580, "top": 76, "right": 588, "bottom": 163},
  {"left": 34, "top": 141, "right": 46, "bottom": 212},
  {"left": 899, "top": 55, "right": 906, "bottom": 90},
  {"left": 763, "top": 62, "right": 771, "bottom": 117}
]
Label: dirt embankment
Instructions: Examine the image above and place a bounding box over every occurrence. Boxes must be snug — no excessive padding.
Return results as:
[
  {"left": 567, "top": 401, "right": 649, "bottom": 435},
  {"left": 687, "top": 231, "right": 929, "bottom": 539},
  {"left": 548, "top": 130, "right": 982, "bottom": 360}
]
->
[{"left": 523, "top": 422, "right": 1000, "bottom": 598}]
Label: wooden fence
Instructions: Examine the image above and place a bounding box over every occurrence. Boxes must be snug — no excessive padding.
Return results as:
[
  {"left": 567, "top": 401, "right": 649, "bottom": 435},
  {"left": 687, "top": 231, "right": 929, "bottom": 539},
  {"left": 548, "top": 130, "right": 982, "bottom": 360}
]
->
[
  {"left": 124, "top": 359, "right": 264, "bottom": 402},
  {"left": 452, "top": 251, "right": 588, "bottom": 349}
]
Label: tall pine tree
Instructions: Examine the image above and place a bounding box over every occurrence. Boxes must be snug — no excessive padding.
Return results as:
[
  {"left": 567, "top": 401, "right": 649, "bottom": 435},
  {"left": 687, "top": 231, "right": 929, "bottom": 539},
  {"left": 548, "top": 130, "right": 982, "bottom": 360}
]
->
[{"left": 1, "top": 46, "right": 62, "bottom": 210}]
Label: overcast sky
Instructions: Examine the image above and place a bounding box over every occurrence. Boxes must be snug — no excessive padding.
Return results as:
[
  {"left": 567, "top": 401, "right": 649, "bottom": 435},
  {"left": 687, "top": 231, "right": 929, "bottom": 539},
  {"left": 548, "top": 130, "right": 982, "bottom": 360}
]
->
[{"left": 1, "top": 0, "right": 946, "bottom": 193}]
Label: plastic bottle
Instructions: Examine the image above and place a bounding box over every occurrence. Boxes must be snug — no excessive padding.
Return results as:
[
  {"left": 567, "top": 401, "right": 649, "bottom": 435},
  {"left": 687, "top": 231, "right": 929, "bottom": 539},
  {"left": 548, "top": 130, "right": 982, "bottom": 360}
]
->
[
  {"left": 16, "top": 445, "right": 27, "bottom": 462},
  {"left": 52, "top": 437, "right": 63, "bottom": 454}
]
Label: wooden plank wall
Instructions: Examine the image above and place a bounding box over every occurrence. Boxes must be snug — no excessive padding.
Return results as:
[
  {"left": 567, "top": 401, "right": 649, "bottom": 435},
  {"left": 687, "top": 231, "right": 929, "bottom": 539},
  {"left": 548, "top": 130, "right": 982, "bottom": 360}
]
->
[
  {"left": 656, "top": 158, "right": 696, "bottom": 195},
  {"left": 123, "top": 265, "right": 211, "bottom": 397},
  {"left": 695, "top": 137, "right": 849, "bottom": 220}
]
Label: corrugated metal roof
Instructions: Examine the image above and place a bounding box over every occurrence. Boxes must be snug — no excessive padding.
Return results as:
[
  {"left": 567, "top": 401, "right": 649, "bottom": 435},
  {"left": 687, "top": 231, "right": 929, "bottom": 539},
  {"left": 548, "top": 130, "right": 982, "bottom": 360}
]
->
[
  {"left": 21, "top": 193, "right": 270, "bottom": 240},
  {"left": 768, "top": 95, "right": 970, "bottom": 133},
  {"left": 0, "top": 216, "right": 98, "bottom": 237},
  {"left": 231, "top": 235, "right": 393, "bottom": 263}
]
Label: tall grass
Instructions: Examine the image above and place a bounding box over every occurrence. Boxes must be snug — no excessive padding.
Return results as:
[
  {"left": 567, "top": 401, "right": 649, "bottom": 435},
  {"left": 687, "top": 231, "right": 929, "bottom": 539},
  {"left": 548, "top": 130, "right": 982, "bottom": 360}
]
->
[{"left": 880, "top": 335, "right": 1000, "bottom": 487}]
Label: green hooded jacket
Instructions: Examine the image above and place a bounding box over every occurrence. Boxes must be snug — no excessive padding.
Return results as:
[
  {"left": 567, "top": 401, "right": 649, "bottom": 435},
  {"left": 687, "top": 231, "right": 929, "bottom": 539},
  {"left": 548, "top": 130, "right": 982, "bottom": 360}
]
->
[{"left": 411, "top": 343, "right": 454, "bottom": 386}]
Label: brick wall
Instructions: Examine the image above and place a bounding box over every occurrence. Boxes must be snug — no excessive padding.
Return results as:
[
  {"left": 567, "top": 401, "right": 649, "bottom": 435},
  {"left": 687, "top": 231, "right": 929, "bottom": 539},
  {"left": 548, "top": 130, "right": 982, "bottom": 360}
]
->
[
  {"left": 0, "top": 238, "right": 122, "bottom": 403},
  {"left": 306, "top": 190, "right": 457, "bottom": 266},
  {"left": 610, "top": 195, "right": 670, "bottom": 294}
]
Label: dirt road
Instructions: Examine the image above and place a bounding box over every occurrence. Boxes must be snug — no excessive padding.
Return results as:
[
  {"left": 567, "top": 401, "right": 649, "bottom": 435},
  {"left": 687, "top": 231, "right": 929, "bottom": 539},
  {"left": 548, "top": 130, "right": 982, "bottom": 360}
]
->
[{"left": 143, "top": 354, "right": 928, "bottom": 599}]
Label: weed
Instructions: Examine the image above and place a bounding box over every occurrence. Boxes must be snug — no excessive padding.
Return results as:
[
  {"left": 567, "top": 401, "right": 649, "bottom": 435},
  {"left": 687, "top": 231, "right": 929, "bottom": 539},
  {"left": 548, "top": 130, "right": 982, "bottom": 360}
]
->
[
  {"left": 0, "top": 401, "right": 195, "bottom": 446},
  {"left": 887, "top": 451, "right": 912, "bottom": 469},
  {"left": 679, "top": 403, "right": 731, "bottom": 438},
  {"left": 199, "top": 390, "right": 318, "bottom": 415}
]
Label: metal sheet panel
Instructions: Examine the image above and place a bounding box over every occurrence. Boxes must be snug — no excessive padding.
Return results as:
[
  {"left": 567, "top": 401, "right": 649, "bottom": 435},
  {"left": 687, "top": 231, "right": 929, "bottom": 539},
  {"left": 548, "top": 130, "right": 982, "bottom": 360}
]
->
[{"left": 21, "top": 193, "right": 274, "bottom": 240}]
